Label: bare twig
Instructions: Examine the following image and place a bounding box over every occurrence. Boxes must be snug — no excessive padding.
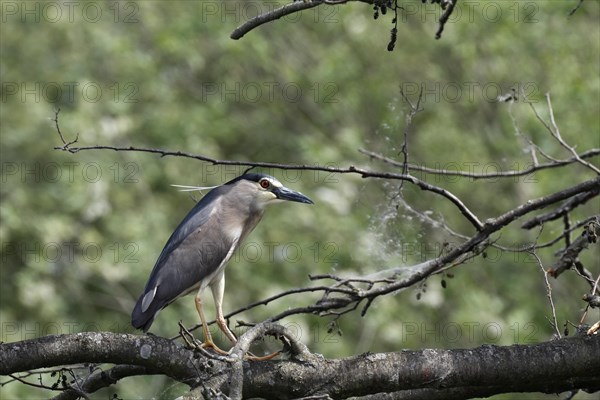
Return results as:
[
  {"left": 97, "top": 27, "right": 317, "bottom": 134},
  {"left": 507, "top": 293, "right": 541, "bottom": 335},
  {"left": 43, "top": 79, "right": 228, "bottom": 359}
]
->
[
  {"left": 395, "top": 196, "right": 470, "bottom": 240},
  {"left": 51, "top": 109, "right": 79, "bottom": 150},
  {"left": 358, "top": 148, "right": 600, "bottom": 179},
  {"left": 531, "top": 252, "right": 561, "bottom": 338},
  {"left": 507, "top": 98, "right": 562, "bottom": 165},
  {"left": 6, "top": 373, "right": 67, "bottom": 393},
  {"left": 545, "top": 94, "right": 600, "bottom": 174},
  {"left": 397, "top": 86, "right": 424, "bottom": 180},
  {"left": 572, "top": 264, "right": 596, "bottom": 287},
  {"left": 529, "top": 94, "right": 600, "bottom": 175}
]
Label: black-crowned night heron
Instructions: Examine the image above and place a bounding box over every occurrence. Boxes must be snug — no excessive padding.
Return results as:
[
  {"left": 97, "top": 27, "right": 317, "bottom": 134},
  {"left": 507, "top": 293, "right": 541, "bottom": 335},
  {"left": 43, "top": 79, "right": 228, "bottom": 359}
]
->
[{"left": 131, "top": 173, "right": 313, "bottom": 353}]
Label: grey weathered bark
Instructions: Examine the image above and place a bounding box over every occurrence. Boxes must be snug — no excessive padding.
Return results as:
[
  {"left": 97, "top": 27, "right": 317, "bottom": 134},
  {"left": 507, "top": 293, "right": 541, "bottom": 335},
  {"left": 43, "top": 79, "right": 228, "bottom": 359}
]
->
[{"left": 2, "top": 330, "right": 599, "bottom": 399}]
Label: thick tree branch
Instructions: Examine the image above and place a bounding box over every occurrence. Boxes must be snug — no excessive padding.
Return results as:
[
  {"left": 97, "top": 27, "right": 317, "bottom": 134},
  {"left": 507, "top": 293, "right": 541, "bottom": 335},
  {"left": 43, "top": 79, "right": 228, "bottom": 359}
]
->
[
  {"left": 3, "top": 332, "right": 598, "bottom": 399},
  {"left": 0, "top": 333, "right": 205, "bottom": 384}
]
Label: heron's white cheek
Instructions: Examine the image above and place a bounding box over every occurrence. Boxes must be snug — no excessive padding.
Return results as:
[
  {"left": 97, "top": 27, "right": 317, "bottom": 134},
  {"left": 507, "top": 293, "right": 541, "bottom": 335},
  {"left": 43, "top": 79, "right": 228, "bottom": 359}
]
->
[{"left": 253, "top": 192, "right": 279, "bottom": 210}]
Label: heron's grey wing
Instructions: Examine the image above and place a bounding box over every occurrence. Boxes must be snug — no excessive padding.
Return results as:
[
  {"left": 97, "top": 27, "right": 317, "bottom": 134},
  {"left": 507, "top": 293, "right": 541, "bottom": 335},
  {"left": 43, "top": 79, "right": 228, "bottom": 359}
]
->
[
  {"left": 131, "top": 185, "right": 236, "bottom": 331},
  {"left": 153, "top": 186, "right": 229, "bottom": 269}
]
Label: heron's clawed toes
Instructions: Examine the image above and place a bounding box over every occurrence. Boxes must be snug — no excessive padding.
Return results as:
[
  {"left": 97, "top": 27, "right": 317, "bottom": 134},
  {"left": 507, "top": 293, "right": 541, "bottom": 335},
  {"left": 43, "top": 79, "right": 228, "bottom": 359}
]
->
[
  {"left": 244, "top": 350, "right": 281, "bottom": 361},
  {"left": 200, "top": 339, "right": 230, "bottom": 356}
]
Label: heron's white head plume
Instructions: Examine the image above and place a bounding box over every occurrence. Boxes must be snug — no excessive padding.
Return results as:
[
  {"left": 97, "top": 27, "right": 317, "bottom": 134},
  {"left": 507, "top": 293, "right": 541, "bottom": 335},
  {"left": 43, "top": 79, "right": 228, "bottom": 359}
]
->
[{"left": 170, "top": 184, "right": 218, "bottom": 192}]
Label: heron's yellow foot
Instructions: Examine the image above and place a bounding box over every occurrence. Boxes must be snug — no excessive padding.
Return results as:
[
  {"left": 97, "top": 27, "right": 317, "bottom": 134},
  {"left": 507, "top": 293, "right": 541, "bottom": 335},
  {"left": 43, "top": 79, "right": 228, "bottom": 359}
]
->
[{"left": 200, "top": 338, "right": 230, "bottom": 355}]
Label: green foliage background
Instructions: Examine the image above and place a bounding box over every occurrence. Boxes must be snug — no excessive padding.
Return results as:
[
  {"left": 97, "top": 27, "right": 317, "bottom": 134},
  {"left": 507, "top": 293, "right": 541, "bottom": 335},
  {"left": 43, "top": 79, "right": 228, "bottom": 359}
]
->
[{"left": 1, "top": 1, "right": 599, "bottom": 399}]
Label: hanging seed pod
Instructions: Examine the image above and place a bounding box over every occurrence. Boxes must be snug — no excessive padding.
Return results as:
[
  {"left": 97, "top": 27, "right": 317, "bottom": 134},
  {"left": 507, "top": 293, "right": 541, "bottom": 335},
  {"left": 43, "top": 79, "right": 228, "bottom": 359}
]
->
[{"left": 387, "top": 27, "right": 397, "bottom": 51}]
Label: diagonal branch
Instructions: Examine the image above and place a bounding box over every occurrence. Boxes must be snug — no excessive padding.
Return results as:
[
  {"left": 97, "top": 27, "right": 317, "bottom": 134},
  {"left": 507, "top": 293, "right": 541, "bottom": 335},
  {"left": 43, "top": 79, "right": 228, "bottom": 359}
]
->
[
  {"left": 183, "top": 179, "right": 600, "bottom": 332},
  {"left": 504, "top": 215, "right": 599, "bottom": 253},
  {"left": 201, "top": 178, "right": 600, "bottom": 327},
  {"left": 286, "top": 177, "right": 600, "bottom": 321},
  {"left": 522, "top": 187, "right": 599, "bottom": 229},
  {"left": 231, "top": 0, "right": 325, "bottom": 40},
  {"left": 362, "top": 177, "right": 600, "bottom": 296}
]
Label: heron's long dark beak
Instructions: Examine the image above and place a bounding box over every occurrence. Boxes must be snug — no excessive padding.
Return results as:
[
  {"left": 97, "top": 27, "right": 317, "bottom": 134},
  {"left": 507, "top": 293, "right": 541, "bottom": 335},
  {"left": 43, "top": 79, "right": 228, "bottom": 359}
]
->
[{"left": 273, "top": 186, "right": 314, "bottom": 204}]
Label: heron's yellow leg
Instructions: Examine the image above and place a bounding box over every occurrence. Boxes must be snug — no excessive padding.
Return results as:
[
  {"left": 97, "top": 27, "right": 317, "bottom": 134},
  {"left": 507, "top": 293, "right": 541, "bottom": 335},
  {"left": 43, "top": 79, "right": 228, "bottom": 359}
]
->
[
  {"left": 211, "top": 273, "right": 239, "bottom": 344},
  {"left": 195, "top": 293, "right": 228, "bottom": 355}
]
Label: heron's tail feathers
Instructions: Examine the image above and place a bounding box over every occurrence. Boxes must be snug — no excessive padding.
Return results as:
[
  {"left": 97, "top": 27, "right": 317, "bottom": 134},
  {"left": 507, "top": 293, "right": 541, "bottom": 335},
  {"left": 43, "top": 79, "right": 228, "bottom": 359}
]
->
[{"left": 131, "top": 286, "right": 161, "bottom": 332}]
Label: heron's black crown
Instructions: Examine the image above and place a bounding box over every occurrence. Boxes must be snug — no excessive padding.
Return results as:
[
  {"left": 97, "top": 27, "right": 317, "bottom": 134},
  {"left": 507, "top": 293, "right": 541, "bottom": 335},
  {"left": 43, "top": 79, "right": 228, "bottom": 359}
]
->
[{"left": 225, "top": 173, "right": 274, "bottom": 185}]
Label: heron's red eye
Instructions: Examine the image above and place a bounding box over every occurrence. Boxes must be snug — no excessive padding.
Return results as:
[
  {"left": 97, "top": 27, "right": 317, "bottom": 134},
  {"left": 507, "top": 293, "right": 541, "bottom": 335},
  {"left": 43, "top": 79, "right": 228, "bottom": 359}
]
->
[{"left": 260, "top": 179, "right": 270, "bottom": 189}]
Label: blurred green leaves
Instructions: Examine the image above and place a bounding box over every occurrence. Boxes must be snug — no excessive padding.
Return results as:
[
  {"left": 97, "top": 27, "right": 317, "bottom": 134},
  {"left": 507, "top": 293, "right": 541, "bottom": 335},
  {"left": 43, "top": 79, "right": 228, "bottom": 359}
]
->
[{"left": 1, "top": 1, "right": 599, "bottom": 398}]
